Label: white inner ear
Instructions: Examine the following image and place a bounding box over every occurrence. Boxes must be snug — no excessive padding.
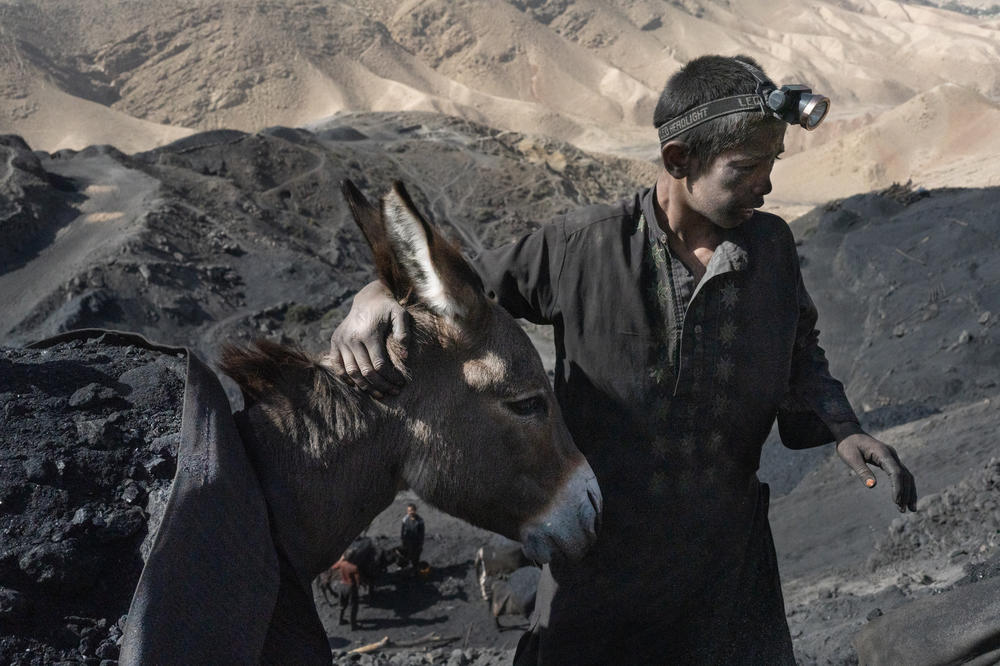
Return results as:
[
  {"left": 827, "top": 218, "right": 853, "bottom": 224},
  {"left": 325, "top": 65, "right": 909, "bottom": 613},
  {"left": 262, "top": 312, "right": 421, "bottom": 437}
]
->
[{"left": 383, "top": 191, "right": 465, "bottom": 321}]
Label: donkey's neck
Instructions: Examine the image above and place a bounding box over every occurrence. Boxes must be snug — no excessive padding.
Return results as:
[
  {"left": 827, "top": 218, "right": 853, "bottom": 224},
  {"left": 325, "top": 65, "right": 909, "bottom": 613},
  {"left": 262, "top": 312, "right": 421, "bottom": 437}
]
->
[{"left": 241, "top": 373, "right": 407, "bottom": 578}]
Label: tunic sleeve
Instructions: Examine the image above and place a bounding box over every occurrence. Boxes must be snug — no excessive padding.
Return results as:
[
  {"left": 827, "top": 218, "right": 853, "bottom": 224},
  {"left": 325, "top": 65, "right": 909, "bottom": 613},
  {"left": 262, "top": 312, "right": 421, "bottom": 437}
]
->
[
  {"left": 470, "top": 220, "right": 567, "bottom": 325},
  {"left": 777, "top": 262, "right": 861, "bottom": 449}
]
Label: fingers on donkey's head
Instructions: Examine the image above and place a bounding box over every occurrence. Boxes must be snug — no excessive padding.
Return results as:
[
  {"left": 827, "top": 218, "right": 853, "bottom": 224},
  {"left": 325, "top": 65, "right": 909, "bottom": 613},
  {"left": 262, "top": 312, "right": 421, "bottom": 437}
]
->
[
  {"left": 321, "top": 353, "right": 346, "bottom": 377},
  {"left": 391, "top": 311, "right": 412, "bottom": 344},
  {"left": 360, "top": 363, "right": 400, "bottom": 395},
  {"left": 345, "top": 366, "right": 368, "bottom": 391},
  {"left": 369, "top": 356, "right": 405, "bottom": 389}
]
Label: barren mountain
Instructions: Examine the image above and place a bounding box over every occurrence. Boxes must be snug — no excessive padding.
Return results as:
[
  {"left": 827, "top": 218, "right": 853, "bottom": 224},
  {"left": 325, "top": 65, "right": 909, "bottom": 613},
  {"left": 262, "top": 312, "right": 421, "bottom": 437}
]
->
[
  {"left": 2, "top": 0, "right": 999, "bottom": 213},
  {"left": 772, "top": 83, "right": 1000, "bottom": 207},
  {"left": 0, "top": 112, "right": 656, "bottom": 361}
]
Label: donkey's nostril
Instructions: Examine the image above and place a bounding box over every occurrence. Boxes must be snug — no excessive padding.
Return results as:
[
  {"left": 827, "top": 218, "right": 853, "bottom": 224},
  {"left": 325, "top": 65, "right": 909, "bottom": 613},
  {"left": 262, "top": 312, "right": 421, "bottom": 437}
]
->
[{"left": 587, "top": 486, "right": 600, "bottom": 512}]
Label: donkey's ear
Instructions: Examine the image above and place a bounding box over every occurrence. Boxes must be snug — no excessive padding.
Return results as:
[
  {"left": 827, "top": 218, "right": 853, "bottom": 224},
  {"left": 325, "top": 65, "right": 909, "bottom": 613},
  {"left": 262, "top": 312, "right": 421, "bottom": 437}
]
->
[
  {"left": 341, "top": 180, "right": 411, "bottom": 299},
  {"left": 381, "top": 181, "right": 488, "bottom": 325}
]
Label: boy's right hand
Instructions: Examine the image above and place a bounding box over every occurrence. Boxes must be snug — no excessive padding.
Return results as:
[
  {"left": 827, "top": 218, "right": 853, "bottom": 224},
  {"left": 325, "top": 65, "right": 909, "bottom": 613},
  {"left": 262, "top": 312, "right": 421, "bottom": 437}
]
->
[{"left": 327, "top": 281, "right": 411, "bottom": 399}]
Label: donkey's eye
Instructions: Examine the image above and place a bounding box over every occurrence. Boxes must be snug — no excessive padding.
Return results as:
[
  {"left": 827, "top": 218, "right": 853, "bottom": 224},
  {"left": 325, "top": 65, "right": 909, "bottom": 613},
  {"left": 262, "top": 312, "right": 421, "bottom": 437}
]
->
[{"left": 506, "top": 395, "right": 547, "bottom": 417}]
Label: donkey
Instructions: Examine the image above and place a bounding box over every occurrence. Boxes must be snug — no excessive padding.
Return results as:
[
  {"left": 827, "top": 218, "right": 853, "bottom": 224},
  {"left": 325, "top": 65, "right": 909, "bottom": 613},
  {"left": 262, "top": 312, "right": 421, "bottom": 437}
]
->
[{"left": 120, "top": 181, "right": 601, "bottom": 664}]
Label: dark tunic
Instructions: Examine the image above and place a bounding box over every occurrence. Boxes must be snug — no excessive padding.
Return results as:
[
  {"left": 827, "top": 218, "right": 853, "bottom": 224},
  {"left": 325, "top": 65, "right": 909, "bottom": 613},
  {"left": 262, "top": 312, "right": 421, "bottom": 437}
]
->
[{"left": 472, "top": 187, "right": 859, "bottom": 665}]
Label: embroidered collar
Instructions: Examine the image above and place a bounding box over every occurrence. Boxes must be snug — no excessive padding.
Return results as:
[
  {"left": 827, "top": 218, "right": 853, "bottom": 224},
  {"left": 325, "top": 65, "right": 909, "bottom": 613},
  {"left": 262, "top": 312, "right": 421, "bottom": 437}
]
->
[{"left": 638, "top": 187, "right": 751, "bottom": 275}]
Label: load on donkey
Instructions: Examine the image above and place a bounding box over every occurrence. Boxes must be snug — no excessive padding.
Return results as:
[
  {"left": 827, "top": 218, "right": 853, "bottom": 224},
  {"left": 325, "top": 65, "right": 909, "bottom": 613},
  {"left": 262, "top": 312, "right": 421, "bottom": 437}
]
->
[{"left": 119, "top": 181, "right": 603, "bottom": 664}]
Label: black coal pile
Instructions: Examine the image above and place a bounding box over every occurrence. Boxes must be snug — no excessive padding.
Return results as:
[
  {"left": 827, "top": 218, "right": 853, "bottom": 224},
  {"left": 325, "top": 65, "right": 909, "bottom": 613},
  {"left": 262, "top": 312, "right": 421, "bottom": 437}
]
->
[
  {"left": 868, "top": 457, "right": 1000, "bottom": 572},
  {"left": 0, "top": 111, "right": 655, "bottom": 360},
  {"left": 759, "top": 182, "right": 1000, "bottom": 497},
  {"left": 795, "top": 183, "right": 1000, "bottom": 421},
  {"left": 782, "top": 450, "right": 1000, "bottom": 665},
  {"left": 764, "top": 184, "right": 1000, "bottom": 665},
  {"left": 0, "top": 335, "right": 185, "bottom": 664}
]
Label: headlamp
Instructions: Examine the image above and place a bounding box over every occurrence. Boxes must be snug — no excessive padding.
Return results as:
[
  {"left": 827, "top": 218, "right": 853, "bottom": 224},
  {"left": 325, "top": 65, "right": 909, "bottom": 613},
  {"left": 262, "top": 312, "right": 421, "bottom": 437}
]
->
[{"left": 657, "top": 62, "right": 830, "bottom": 146}]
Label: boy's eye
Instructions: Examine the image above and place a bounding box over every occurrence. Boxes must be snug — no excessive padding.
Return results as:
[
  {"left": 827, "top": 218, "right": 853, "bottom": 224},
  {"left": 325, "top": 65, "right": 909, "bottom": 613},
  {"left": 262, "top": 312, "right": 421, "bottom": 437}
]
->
[{"left": 735, "top": 154, "right": 781, "bottom": 171}]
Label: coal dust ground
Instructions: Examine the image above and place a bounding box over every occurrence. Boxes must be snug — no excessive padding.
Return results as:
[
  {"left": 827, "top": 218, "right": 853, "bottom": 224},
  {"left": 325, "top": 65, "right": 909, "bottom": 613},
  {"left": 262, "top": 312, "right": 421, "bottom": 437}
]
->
[{"left": 2, "top": 119, "right": 999, "bottom": 663}]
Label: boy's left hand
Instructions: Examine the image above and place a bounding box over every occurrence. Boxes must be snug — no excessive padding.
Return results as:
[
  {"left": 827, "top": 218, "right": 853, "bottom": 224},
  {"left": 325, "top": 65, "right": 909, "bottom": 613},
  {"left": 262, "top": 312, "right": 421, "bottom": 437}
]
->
[{"left": 836, "top": 434, "right": 918, "bottom": 512}]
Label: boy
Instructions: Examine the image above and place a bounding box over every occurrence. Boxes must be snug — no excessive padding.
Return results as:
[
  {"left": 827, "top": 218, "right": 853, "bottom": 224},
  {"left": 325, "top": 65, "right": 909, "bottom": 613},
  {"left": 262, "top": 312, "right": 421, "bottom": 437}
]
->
[{"left": 327, "top": 55, "right": 916, "bottom": 664}]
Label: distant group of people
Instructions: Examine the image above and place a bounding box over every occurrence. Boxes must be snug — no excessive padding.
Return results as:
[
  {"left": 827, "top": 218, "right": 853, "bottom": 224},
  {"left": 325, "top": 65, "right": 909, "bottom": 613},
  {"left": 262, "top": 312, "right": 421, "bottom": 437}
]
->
[{"left": 319, "top": 503, "right": 426, "bottom": 631}]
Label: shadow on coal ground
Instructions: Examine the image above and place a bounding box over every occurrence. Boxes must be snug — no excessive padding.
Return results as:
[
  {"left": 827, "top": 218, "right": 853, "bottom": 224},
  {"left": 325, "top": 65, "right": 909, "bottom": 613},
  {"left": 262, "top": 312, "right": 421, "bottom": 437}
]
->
[{"left": 362, "top": 562, "right": 474, "bottom": 620}]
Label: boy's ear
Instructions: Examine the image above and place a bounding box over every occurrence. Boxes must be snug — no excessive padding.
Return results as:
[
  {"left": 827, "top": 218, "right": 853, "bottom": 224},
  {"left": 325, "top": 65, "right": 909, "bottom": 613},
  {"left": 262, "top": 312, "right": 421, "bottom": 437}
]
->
[{"left": 661, "top": 141, "right": 691, "bottom": 179}]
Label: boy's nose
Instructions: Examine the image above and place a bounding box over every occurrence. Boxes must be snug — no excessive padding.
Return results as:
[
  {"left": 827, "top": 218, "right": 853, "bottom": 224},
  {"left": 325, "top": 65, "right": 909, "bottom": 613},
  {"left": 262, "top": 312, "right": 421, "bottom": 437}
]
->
[{"left": 754, "top": 172, "right": 773, "bottom": 196}]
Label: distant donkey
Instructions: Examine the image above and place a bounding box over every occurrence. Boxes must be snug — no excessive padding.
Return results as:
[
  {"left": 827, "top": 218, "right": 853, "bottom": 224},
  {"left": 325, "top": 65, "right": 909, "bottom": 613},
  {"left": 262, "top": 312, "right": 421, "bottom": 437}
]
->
[{"left": 120, "top": 181, "right": 602, "bottom": 664}]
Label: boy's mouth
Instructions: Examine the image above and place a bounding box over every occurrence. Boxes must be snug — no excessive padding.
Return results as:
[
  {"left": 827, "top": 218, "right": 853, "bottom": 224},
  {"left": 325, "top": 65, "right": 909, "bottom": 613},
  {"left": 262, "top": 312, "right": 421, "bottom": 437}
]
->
[{"left": 737, "top": 200, "right": 764, "bottom": 218}]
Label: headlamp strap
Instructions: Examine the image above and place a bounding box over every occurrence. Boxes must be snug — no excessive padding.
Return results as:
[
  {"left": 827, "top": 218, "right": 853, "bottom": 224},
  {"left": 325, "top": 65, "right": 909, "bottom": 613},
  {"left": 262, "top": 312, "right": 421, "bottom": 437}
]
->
[
  {"left": 737, "top": 60, "right": 771, "bottom": 91},
  {"left": 657, "top": 94, "right": 766, "bottom": 145},
  {"left": 657, "top": 60, "right": 777, "bottom": 146}
]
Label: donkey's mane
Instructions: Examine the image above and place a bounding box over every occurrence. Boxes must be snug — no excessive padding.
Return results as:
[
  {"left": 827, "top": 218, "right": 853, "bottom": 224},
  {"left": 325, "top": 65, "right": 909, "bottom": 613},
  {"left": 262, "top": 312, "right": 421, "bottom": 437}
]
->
[{"left": 219, "top": 339, "right": 357, "bottom": 409}]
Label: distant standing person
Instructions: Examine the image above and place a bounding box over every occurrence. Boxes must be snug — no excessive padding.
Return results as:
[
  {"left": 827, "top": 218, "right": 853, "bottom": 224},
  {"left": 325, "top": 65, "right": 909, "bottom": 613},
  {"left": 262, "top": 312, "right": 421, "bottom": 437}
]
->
[{"left": 400, "top": 503, "right": 425, "bottom": 572}]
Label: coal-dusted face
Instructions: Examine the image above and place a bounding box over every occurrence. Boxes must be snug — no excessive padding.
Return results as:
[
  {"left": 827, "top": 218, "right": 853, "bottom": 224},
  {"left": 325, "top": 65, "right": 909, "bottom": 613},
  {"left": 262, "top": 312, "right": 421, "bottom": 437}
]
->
[
  {"left": 684, "top": 124, "right": 786, "bottom": 229},
  {"left": 399, "top": 303, "right": 601, "bottom": 563}
]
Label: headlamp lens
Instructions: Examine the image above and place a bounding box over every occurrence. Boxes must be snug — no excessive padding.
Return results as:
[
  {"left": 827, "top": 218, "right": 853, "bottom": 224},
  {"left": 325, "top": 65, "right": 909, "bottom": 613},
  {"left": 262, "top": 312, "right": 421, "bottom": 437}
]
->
[{"left": 799, "top": 95, "right": 830, "bottom": 130}]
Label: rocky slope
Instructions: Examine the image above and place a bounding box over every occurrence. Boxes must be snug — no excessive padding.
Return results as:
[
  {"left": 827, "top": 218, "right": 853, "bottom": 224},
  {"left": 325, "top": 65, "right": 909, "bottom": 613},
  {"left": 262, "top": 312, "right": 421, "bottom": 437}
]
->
[
  {"left": 0, "top": 111, "right": 656, "bottom": 365},
  {"left": 768, "top": 185, "right": 1000, "bottom": 664},
  {"left": 1, "top": 116, "right": 999, "bottom": 662}
]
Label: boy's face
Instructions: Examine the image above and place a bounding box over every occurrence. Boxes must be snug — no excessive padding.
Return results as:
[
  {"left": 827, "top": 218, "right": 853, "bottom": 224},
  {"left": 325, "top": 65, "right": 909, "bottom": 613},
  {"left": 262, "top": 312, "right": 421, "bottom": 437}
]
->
[{"left": 685, "top": 125, "right": 786, "bottom": 229}]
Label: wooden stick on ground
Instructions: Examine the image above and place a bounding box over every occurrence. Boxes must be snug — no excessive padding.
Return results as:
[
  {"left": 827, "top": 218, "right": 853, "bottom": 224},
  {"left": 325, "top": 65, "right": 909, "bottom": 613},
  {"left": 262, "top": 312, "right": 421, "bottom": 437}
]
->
[
  {"left": 346, "top": 632, "right": 460, "bottom": 654},
  {"left": 348, "top": 636, "right": 389, "bottom": 654}
]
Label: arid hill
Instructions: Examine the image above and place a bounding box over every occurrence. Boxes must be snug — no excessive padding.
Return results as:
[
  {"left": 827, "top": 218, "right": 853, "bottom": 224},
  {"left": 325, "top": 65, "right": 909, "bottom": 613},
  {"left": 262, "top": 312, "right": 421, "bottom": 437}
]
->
[
  {"left": 771, "top": 84, "right": 1000, "bottom": 212},
  {"left": 2, "top": 0, "right": 999, "bottom": 213}
]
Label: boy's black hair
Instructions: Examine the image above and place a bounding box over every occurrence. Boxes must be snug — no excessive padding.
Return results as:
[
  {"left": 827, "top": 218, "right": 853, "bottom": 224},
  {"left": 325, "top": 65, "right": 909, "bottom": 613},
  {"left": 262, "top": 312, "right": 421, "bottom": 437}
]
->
[{"left": 653, "top": 54, "right": 784, "bottom": 164}]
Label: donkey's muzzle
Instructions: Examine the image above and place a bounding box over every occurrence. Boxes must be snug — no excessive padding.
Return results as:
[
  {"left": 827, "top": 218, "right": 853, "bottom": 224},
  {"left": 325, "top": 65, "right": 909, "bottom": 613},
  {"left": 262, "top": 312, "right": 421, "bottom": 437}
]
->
[{"left": 519, "top": 461, "right": 603, "bottom": 564}]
